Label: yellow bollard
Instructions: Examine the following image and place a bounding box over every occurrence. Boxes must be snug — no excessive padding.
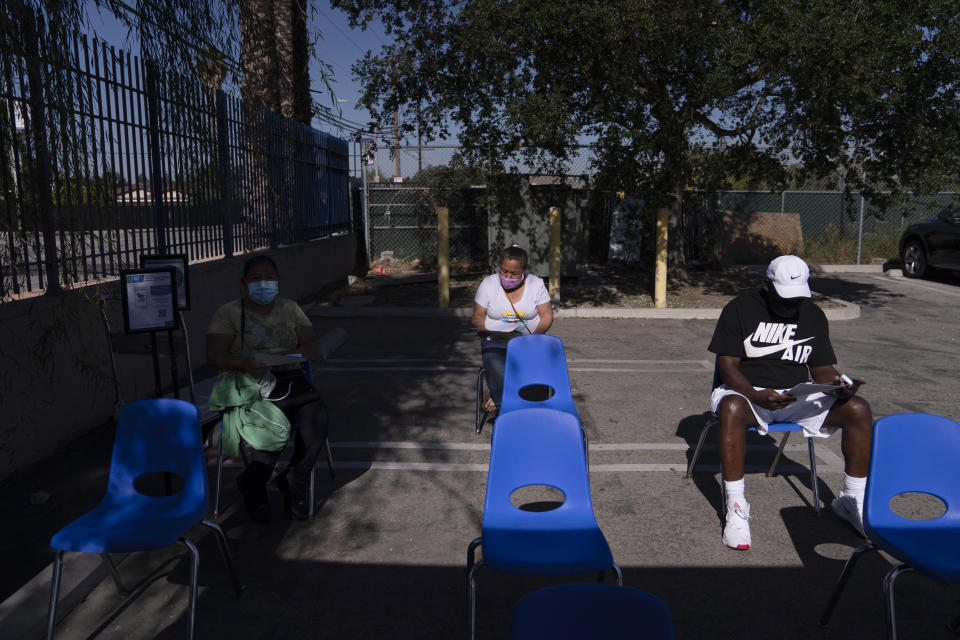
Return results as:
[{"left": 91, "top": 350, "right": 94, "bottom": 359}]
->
[
  {"left": 654, "top": 208, "right": 668, "bottom": 308},
  {"left": 548, "top": 206, "right": 562, "bottom": 303},
  {"left": 438, "top": 206, "right": 450, "bottom": 307}
]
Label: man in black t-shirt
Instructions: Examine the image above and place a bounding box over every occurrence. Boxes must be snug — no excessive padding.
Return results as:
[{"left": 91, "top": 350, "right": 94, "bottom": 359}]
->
[{"left": 707, "top": 255, "right": 873, "bottom": 550}]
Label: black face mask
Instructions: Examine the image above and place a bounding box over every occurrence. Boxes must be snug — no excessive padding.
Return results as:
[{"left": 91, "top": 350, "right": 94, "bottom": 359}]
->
[{"left": 764, "top": 288, "right": 803, "bottom": 319}]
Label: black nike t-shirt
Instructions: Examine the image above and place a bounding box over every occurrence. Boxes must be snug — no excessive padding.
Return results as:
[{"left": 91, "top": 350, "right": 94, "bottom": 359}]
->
[{"left": 708, "top": 289, "right": 836, "bottom": 389}]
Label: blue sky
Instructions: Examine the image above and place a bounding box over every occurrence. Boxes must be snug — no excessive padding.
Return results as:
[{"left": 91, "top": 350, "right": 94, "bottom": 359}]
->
[{"left": 84, "top": 2, "right": 390, "bottom": 139}]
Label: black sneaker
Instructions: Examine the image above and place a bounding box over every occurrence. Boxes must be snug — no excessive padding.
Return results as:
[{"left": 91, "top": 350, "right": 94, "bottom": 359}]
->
[
  {"left": 237, "top": 470, "right": 271, "bottom": 523},
  {"left": 276, "top": 471, "right": 310, "bottom": 521}
]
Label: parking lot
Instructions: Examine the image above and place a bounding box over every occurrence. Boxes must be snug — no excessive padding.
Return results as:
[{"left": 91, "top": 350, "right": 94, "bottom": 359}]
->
[{"left": 9, "top": 271, "right": 960, "bottom": 639}]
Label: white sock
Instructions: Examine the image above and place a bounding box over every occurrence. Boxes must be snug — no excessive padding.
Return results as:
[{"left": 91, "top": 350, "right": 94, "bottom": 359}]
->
[
  {"left": 723, "top": 478, "right": 747, "bottom": 509},
  {"left": 840, "top": 473, "right": 867, "bottom": 501}
]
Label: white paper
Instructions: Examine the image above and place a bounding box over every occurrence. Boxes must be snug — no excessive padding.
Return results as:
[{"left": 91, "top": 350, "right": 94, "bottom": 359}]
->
[{"left": 784, "top": 382, "right": 848, "bottom": 398}]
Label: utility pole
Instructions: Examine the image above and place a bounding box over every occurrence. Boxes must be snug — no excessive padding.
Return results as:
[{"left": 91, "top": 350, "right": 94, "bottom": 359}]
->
[{"left": 393, "top": 107, "right": 401, "bottom": 181}]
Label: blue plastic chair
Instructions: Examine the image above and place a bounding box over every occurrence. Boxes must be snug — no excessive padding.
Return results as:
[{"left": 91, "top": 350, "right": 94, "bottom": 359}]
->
[
  {"left": 500, "top": 335, "right": 579, "bottom": 418},
  {"left": 468, "top": 407, "right": 621, "bottom": 639},
  {"left": 510, "top": 583, "right": 675, "bottom": 639},
  {"left": 683, "top": 356, "right": 822, "bottom": 513},
  {"left": 819, "top": 413, "right": 960, "bottom": 639},
  {"left": 47, "top": 398, "right": 242, "bottom": 640},
  {"left": 213, "top": 361, "right": 335, "bottom": 517}
]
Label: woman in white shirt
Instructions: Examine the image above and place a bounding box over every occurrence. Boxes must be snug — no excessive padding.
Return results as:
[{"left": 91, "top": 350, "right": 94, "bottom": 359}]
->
[{"left": 471, "top": 245, "right": 553, "bottom": 412}]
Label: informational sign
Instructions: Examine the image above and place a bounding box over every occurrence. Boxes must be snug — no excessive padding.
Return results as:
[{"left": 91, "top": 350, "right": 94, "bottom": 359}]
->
[
  {"left": 120, "top": 268, "right": 179, "bottom": 333},
  {"left": 361, "top": 137, "right": 376, "bottom": 166},
  {"left": 141, "top": 254, "right": 190, "bottom": 310}
]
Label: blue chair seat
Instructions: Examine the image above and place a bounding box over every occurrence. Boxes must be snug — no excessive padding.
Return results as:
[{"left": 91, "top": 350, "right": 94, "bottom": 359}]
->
[
  {"left": 51, "top": 497, "right": 206, "bottom": 554},
  {"left": 500, "top": 335, "right": 578, "bottom": 418},
  {"left": 479, "top": 408, "right": 613, "bottom": 574},
  {"left": 511, "top": 583, "right": 674, "bottom": 639},
  {"left": 483, "top": 527, "right": 614, "bottom": 576},
  {"left": 46, "top": 399, "right": 242, "bottom": 640},
  {"left": 820, "top": 413, "right": 960, "bottom": 638},
  {"left": 469, "top": 407, "right": 620, "bottom": 639}
]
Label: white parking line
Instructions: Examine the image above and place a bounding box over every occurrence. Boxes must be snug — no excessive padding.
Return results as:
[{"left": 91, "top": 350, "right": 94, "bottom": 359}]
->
[
  {"left": 317, "top": 359, "right": 713, "bottom": 374},
  {"left": 332, "top": 441, "right": 828, "bottom": 452},
  {"left": 329, "top": 461, "right": 843, "bottom": 473},
  {"left": 869, "top": 275, "right": 960, "bottom": 297},
  {"left": 326, "top": 441, "right": 844, "bottom": 474}
]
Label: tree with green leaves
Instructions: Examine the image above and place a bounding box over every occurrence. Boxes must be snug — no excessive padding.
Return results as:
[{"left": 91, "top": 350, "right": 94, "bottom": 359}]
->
[{"left": 336, "top": 0, "right": 960, "bottom": 267}]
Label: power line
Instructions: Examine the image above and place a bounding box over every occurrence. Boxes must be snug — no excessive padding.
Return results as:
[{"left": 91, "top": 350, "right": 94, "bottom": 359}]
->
[{"left": 316, "top": 7, "right": 370, "bottom": 57}]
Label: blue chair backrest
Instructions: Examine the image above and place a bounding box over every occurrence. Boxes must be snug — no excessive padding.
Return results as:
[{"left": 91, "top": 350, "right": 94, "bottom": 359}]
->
[
  {"left": 500, "top": 335, "right": 578, "bottom": 417},
  {"left": 482, "top": 407, "right": 612, "bottom": 573},
  {"left": 864, "top": 412, "right": 960, "bottom": 582},
  {"left": 106, "top": 398, "right": 206, "bottom": 511}
]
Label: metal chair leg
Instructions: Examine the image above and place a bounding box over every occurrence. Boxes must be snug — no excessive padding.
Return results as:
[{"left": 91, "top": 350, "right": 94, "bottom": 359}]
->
[
  {"left": 807, "top": 436, "right": 820, "bottom": 513},
  {"left": 179, "top": 538, "right": 200, "bottom": 640},
  {"left": 767, "top": 430, "right": 792, "bottom": 477},
  {"left": 46, "top": 550, "right": 64, "bottom": 640},
  {"left": 323, "top": 436, "right": 336, "bottom": 479},
  {"left": 100, "top": 553, "right": 128, "bottom": 597},
  {"left": 883, "top": 564, "right": 914, "bottom": 640},
  {"left": 684, "top": 418, "right": 716, "bottom": 479},
  {"left": 819, "top": 541, "right": 877, "bottom": 627},
  {"left": 308, "top": 466, "right": 317, "bottom": 517},
  {"left": 467, "top": 537, "right": 482, "bottom": 571},
  {"left": 476, "top": 368, "right": 489, "bottom": 434},
  {"left": 468, "top": 560, "right": 484, "bottom": 640},
  {"left": 214, "top": 427, "right": 224, "bottom": 516},
  {"left": 202, "top": 519, "right": 244, "bottom": 597},
  {"left": 581, "top": 428, "right": 590, "bottom": 470},
  {"left": 612, "top": 562, "right": 623, "bottom": 586}
]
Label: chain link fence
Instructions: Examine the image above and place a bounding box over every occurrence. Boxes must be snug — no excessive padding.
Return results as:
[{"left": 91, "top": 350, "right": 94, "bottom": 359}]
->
[
  {"left": 682, "top": 190, "right": 960, "bottom": 265},
  {"left": 361, "top": 144, "right": 960, "bottom": 267}
]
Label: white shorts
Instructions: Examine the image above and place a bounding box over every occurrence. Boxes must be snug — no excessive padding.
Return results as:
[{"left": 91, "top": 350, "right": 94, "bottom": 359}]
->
[{"left": 709, "top": 385, "right": 839, "bottom": 439}]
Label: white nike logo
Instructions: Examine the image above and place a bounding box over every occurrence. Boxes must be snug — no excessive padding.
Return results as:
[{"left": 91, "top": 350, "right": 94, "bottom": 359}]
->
[{"left": 742, "top": 335, "right": 813, "bottom": 358}]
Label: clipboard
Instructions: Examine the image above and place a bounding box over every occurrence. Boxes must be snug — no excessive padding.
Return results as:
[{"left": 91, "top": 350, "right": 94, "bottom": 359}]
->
[{"left": 253, "top": 352, "right": 308, "bottom": 367}]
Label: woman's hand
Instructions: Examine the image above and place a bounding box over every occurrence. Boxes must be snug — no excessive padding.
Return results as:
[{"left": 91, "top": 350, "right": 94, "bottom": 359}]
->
[
  {"left": 472, "top": 303, "right": 489, "bottom": 335},
  {"left": 534, "top": 301, "right": 553, "bottom": 333}
]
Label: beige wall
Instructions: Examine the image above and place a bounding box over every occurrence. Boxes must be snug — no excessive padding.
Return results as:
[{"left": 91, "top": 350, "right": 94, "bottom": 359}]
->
[{"left": 0, "top": 234, "right": 355, "bottom": 481}]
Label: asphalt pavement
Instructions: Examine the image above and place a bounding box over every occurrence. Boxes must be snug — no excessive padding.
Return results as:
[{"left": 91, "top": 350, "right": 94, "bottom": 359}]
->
[{"left": 3, "top": 269, "right": 960, "bottom": 639}]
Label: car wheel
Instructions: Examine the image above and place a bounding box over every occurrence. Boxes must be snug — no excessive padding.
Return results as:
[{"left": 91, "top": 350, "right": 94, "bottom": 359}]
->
[{"left": 902, "top": 240, "right": 927, "bottom": 278}]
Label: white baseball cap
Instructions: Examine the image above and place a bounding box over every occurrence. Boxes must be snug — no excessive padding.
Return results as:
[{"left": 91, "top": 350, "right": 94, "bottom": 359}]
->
[{"left": 767, "top": 255, "right": 811, "bottom": 298}]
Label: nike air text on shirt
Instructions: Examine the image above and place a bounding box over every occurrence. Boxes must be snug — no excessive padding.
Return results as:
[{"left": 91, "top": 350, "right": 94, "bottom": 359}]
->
[{"left": 743, "top": 322, "right": 815, "bottom": 363}]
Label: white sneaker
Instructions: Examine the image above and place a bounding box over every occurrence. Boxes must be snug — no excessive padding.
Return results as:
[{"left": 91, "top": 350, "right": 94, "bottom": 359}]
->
[
  {"left": 723, "top": 501, "right": 751, "bottom": 550},
  {"left": 831, "top": 494, "right": 866, "bottom": 537}
]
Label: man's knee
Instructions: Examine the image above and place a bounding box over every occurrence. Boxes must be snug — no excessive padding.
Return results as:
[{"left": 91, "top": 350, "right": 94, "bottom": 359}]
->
[
  {"left": 836, "top": 395, "right": 873, "bottom": 427},
  {"left": 718, "top": 395, "right": 751, "bottom": 425}
]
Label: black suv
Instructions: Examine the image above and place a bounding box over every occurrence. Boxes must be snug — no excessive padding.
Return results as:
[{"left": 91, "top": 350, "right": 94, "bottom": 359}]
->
[{"left": 899, "top": 208, "right": 960, "bottom": 278}]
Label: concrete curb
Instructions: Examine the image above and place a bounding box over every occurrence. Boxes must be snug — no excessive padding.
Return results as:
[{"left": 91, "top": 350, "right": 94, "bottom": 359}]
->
[
  {"left": 307, "top": 296, "right": 860, "bottom": 321},
  {"left": 305, "top": 264, "right": 885, "bottom": 321}
]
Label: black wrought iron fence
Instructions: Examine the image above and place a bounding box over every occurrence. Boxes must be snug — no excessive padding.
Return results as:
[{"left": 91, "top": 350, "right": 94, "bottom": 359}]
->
[{"left": 0, "top": 12, "right": 351, "bottom": 299}]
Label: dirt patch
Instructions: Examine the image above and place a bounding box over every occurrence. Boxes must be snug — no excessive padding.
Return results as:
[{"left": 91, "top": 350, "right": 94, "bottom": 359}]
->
[{"left": 301, "top": 262, "right": 843, "bottom": 310}]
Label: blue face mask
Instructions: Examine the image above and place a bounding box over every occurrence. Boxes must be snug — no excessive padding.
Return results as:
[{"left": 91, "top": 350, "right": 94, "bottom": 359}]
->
[{"left": 247, "top": 280, "right": 279, "bottom": 305}]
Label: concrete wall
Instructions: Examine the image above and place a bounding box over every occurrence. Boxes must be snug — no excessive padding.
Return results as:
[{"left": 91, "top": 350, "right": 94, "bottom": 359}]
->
[{"left": 0, "top": 234, "right": 355, "bottom": 482}]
